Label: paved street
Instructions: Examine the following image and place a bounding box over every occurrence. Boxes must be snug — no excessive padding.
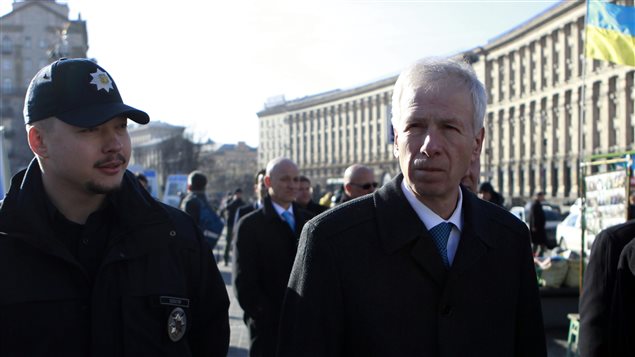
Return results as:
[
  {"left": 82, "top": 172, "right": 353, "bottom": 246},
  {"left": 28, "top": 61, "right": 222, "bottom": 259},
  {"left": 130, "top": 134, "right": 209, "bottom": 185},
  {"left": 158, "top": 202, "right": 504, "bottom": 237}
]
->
[
  {"left": 213, "top": 238, "right": 250, "bottom": 357},
  {"left": 214, "top": 234, "right": 573, "bottom": 357}
]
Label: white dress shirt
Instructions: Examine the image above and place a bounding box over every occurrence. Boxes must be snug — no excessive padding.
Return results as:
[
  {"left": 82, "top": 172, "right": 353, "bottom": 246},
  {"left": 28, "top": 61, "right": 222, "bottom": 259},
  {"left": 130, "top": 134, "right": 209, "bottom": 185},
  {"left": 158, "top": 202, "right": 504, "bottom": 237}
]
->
[{"left": 401, "top": 180, "right": 464, "bottom": 266}]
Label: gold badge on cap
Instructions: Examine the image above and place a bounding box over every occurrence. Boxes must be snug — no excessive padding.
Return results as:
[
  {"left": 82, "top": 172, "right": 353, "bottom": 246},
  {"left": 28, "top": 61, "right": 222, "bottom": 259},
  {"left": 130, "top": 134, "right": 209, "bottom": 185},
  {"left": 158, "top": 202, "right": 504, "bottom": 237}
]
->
[
  {"left": 89, "top": 69, "right": 113, "bottom": 92},
  {"left": 167, "top": 307, "right": 187, "bottom": 342}
]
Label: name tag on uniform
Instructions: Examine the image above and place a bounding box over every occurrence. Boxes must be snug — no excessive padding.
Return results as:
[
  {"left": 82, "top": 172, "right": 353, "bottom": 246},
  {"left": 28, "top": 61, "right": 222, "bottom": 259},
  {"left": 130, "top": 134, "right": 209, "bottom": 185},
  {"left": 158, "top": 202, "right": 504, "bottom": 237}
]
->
[{"left": 159, "top": 296, "right": 190, "bottom": 308}]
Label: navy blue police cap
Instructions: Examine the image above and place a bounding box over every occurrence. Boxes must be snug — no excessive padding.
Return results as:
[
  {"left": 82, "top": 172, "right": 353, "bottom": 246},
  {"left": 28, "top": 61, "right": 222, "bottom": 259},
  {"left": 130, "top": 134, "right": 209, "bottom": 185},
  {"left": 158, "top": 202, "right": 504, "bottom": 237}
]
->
[{"left": 23, "top": 58, "right": 149, "bottom": 128}]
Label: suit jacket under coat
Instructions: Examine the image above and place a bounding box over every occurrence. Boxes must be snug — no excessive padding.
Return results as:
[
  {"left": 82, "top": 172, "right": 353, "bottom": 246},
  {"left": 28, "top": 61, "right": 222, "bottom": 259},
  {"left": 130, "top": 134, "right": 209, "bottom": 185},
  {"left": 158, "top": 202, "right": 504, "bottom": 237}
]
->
[
  {"left": 278, "top": 174, "right": 546, "bottom": 357},
  {"left": 232, "top": 196, "right": 314, "bottom": 345}
]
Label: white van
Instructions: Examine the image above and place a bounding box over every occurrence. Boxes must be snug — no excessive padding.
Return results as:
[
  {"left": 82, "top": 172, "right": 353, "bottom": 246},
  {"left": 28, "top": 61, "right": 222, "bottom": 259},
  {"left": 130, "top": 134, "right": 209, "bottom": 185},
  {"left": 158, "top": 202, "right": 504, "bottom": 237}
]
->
[{"left": 162, "top": 174, "right": 188, "bottom": 208}]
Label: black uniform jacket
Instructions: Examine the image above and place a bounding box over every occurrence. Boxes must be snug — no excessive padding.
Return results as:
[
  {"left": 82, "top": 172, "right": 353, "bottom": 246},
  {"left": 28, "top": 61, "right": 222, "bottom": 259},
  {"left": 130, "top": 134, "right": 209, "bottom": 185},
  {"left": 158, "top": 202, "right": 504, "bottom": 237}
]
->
[
  {"left": 278, "top": 174, "right": 546, "bottom": 357},
  {"left": 0, "top": 161, "right": 230, "bottom": 357},
  {"left": 232, "top": 196, "right": 313, "bottom": 355},
  {"left": 579, "top": 220, "right": 635, "bottom": 357}
]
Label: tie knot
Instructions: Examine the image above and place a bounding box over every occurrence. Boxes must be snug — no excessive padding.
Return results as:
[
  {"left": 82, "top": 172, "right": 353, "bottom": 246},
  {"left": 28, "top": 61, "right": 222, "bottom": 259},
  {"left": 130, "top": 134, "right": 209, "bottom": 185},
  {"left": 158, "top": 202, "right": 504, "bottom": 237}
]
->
[
  {"left": 282, "top": 211, "right": 295, "bottom": 232},
  {"left": 430, "top": 222, "right": 452, "bottom": 241}
]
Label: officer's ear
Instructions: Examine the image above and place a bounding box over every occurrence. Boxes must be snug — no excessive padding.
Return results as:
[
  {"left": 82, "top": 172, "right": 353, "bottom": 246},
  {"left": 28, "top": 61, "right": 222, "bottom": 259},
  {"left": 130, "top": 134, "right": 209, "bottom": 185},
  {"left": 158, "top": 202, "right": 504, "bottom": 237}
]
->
[
  {"left": 27, "top": 125, "right": 49, "bottom": 158},
  {"left": 27, "top": 118, "right": 54, "bottom": 159}
]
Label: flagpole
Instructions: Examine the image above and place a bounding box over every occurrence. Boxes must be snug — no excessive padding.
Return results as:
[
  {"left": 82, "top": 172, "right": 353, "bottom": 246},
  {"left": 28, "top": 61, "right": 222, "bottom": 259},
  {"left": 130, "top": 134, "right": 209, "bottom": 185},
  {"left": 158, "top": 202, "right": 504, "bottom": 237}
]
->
[{"left": 578, "top": 0, "right": 591, "bottom": 290}]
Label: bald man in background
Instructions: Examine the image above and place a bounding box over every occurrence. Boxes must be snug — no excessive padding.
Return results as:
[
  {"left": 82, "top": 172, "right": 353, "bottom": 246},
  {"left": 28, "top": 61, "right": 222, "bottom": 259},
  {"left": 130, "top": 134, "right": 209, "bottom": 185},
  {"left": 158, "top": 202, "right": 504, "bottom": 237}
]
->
[
  {"left": 232, "top": 157, "right": 314, "bottom": 357},
  {"left": 338, "top": 164, "right": 378, "bottom": 204}
]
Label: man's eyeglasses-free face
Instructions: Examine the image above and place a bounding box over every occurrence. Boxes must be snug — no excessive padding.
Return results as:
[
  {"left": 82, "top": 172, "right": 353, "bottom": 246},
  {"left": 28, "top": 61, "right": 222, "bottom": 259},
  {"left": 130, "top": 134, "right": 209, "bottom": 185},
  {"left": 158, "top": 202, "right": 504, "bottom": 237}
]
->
[{"left": 349, "top": 182, "right": 379, "bottom": 190}]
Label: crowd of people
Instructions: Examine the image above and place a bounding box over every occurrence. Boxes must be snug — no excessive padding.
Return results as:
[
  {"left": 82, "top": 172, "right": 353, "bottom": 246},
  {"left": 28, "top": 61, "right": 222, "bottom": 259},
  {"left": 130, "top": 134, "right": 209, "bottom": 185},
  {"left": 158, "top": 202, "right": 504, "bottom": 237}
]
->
[{"left": 2, "top": 56, "right": 633, "bottom": 357}]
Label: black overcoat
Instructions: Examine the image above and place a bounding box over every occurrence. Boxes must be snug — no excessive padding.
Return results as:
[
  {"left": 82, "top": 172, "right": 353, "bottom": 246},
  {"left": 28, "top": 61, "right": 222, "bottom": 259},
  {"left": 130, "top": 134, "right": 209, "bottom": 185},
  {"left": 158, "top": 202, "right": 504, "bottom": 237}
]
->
[
  {"left": 579, "top": 220, "right": 635, "bottom": 357},
  {"left": 278, "top": 174, "right": 546, "bottom": 357}
]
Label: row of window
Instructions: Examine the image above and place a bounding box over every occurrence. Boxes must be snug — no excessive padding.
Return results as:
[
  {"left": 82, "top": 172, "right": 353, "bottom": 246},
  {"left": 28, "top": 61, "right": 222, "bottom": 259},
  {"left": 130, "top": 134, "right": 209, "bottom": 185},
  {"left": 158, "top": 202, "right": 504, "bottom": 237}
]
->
[{"left": 2, "top": 35, "right": 48, "bottom": 52}]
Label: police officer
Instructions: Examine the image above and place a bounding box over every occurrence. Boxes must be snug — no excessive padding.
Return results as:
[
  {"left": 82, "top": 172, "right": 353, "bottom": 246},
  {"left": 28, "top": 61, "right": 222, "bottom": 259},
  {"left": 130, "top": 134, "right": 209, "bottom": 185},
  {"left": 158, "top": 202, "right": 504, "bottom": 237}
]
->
[{"left": 0, "top": 58, "right": 230, "bottom": 356}]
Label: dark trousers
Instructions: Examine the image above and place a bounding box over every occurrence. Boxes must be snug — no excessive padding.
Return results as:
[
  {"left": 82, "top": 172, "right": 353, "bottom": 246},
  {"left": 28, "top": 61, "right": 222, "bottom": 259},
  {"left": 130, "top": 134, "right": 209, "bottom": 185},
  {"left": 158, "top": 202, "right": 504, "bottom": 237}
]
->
[{"left": 224, "top": 226, "right": 234, "bottom": 265}]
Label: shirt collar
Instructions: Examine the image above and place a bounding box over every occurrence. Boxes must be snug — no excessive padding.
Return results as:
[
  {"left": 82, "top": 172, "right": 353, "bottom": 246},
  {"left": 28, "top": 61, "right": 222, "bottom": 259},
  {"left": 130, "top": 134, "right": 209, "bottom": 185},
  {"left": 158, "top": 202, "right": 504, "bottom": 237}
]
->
[
  {"left": 401, "top": 180, "right": 463, "bottom": 232},
  {"left": 271, "top": 200, "right": 294, "bottom": 218}
]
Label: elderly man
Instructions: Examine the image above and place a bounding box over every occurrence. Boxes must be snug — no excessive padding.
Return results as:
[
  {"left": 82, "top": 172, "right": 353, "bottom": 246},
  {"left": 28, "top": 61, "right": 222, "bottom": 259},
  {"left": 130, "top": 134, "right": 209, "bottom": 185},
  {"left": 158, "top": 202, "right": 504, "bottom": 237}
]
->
[
  {"left": 277, "top": 57, "right": 546, "bottom": 356},
  {"left": 232, "top": 157, "right": 314, "bottom": 357},
  {"left": 337, "top": 164, "right": 377, "bottom": 203}
]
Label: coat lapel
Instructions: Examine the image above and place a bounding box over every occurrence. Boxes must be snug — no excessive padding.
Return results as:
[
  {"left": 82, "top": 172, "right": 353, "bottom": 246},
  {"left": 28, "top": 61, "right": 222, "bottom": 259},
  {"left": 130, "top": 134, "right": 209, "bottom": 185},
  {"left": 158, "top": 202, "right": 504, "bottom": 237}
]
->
[
  {"left": 374, "top": 174, "right": 447, "bottom": 287},
  {"left": 450, "top": 187, "right": 497, "bottom": 275}
]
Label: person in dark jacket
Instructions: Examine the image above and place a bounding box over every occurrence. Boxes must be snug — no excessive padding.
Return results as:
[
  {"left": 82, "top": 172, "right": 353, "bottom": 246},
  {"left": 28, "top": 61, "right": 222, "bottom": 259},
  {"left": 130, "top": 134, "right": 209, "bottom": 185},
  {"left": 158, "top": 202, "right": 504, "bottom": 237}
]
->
[
  {"left": 277, "top": 57, "right": 545, "bottom": 356},
  {"left": 579, "top": 220, "right": 635, "bottom": 357},
  {"left": 336, "top": 164, "right": 377, "bottom": 204},
  {"left": 234, "top": 169, "right": 267, "bottom": 226},
  {"left": 232, "top": 157, "right": 314, "bottom": 357},
  {"left": 296, "top": 175, "right": 329, "bottom": 215},
  {"left": 221, "top": 188, "right": 245, "bottom": 265},
  {"left": 477, "top": 181, "right": 504, "bottom": 206},
  {"left": 529, "top": 191, "right": 547, "bottom": 256},
  {"left": 609, "top": 236, "right": 635, "bottom": 355},
  {"left": 0, "top": 58, "right": 229, "bottom": 356}
]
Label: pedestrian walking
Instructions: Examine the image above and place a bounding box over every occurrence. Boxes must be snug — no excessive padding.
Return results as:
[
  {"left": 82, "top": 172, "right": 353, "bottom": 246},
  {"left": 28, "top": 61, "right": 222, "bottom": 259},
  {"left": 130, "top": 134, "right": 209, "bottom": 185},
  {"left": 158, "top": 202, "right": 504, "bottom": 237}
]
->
[{"left": 529, "top": 191, "right": 547, "bottom": 256}]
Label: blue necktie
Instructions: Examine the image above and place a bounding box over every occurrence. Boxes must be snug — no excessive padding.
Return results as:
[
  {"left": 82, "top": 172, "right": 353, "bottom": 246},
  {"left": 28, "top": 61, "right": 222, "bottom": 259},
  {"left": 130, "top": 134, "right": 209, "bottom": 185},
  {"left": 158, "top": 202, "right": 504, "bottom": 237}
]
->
[
  {"left": 429, "top": 222, "right": 452, "bottom": 268},
  {"left": 282, "top": 211, "right": 295, "bottom": 233}
]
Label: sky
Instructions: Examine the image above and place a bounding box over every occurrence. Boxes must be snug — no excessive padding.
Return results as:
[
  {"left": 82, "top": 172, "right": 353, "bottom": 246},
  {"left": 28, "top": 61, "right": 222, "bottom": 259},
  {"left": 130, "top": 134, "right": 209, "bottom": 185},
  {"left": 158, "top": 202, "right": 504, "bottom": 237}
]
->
[{"left": 1, "top": 0, "right": 562, "bottom": 147}]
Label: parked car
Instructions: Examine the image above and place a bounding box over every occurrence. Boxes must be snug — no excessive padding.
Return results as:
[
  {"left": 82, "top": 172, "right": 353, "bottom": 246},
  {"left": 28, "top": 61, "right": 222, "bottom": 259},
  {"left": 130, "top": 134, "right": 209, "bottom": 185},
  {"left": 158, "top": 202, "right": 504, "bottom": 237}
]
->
[
  {"left": 510, "top": 204, "right": 562, "bottom": 245},
  {"left": 556, "top": 211, "right": 596, "bottom": 255}
]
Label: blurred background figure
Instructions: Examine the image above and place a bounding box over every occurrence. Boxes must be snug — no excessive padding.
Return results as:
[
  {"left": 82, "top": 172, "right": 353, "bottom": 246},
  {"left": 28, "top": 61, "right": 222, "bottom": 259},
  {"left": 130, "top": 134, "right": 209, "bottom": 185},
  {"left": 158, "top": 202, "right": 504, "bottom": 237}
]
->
[
  {"left": 234, "top": 169, "right": 267, "bottom": 226},
  {"left": 297, "top": 175, "right": 329, "bottom": 215},
  {"left": 628, "top": 193, "right": 635, "bottom": 220},
  {"left": 221, "top": 188, "right": 245, "bottom": 266},
  {"left": 135, "top": 172, "right": 149, "bottom": 192},
  {"left": 477, "top": 181, "right": 504, "bottom": 206},
  {"left": 180, "top": 170, "right": 224, "bottom": 250},
  {"left": 529, "top": 191, "right": 547, "bottom": 256},
  {"left": 461, "top": 158, "right": 481, "bottom": 193},
  {"left": 337, "top": 164, "right": 377, "bottom": 204}
]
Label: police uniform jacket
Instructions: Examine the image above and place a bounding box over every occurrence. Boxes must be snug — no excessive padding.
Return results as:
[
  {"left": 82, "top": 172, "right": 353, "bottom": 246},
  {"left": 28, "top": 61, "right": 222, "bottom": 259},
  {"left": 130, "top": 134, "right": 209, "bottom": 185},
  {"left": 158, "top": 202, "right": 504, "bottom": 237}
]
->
[
  {"left": 0, "top": 160, "right": 230, "bottom": 357},
  {"left": 278, "top": 174, "right": 546, "bottom": 357}
]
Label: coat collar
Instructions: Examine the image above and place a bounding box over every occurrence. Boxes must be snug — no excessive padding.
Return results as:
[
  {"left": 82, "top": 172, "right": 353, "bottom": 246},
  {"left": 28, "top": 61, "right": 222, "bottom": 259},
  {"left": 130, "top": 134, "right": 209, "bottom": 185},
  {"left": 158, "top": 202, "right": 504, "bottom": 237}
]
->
[
  {"left": 374, "top": 174, "right": 498, "bottom": 285},
  {"left": 0, "top": 158, "right": 170, "bottom": 240}
]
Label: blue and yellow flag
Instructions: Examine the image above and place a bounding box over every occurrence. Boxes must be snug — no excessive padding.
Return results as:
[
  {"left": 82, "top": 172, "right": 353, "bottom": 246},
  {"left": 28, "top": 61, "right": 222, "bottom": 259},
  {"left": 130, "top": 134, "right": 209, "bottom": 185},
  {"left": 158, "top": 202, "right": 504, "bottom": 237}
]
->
[{"left": 585, "top": 1, "right": 635, "bottom": 67}]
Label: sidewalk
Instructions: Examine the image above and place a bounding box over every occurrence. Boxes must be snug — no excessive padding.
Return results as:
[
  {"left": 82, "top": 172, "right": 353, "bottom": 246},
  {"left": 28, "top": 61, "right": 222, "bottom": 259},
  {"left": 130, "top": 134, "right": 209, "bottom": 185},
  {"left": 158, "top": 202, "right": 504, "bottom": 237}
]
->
[{"left": 214, "top": 238, "right": 250, "bottom": 357}]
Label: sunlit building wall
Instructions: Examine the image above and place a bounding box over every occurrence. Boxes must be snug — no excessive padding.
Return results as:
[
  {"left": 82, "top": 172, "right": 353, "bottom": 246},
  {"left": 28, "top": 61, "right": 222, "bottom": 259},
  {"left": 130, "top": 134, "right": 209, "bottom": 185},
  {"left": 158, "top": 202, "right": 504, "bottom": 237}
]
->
[
  {"left": 0, "top": 0, "right": 88, "bottom": 175},
  {"left": 472, "top": 0, "right": 634, "bottom": 205},
  {"left": 257, "top": 79, "right": 399, "bottom": 189}
]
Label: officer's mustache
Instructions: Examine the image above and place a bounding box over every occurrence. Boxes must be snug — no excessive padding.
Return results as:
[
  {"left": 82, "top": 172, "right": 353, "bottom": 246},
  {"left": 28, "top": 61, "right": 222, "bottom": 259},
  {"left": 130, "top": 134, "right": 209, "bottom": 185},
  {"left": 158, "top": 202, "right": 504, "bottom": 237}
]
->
[{"left": 93, "top": 154, "right": 127, "bottom": 168}]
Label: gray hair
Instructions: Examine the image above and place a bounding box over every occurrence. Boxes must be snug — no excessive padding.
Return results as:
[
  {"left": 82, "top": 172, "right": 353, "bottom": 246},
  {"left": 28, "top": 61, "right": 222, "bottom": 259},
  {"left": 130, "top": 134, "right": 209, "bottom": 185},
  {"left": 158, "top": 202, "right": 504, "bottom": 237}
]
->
[{"left": 391, "top": 57, "right": 487, "bottom": 133}]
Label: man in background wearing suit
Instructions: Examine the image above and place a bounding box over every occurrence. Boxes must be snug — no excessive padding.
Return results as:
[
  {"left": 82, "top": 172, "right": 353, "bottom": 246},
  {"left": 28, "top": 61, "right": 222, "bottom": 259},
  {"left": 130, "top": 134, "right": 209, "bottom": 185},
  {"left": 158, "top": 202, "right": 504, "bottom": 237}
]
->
[
  {"left": 232, "top": 157, "right": 313, "bottom": 357},
  {"left": 277, "top": 57, "right": 546, "bottom": 356},
  {"left": 234, "top": 169, "right": 267, "bottom": 226}
]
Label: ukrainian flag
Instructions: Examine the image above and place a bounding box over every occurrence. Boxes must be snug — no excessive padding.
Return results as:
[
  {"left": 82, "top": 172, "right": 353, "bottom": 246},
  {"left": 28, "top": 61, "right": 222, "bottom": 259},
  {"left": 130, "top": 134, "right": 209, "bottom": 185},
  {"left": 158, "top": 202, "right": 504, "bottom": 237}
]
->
[{"left": 585, "top": 1, "right": 635, "bottom": 67}]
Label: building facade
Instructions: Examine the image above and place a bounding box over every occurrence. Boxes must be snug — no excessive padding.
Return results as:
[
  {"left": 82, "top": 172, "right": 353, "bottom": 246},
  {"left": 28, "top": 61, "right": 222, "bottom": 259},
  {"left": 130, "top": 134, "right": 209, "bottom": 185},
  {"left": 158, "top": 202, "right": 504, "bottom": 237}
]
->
[
  {"left": 0, "top": 0, "right": 88, "bottom": 175},
  {"left": 129, "top": 121, "right": 198, "bottom": 194},
  {"left": 257, "top": 78, "right": 399, "bottom": 191},
  {"left": 472, "top": 0, "right": 634, "bottom": 206},
  {"left": 258, "top": 1, "right": 635, "bottom": 205}
]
